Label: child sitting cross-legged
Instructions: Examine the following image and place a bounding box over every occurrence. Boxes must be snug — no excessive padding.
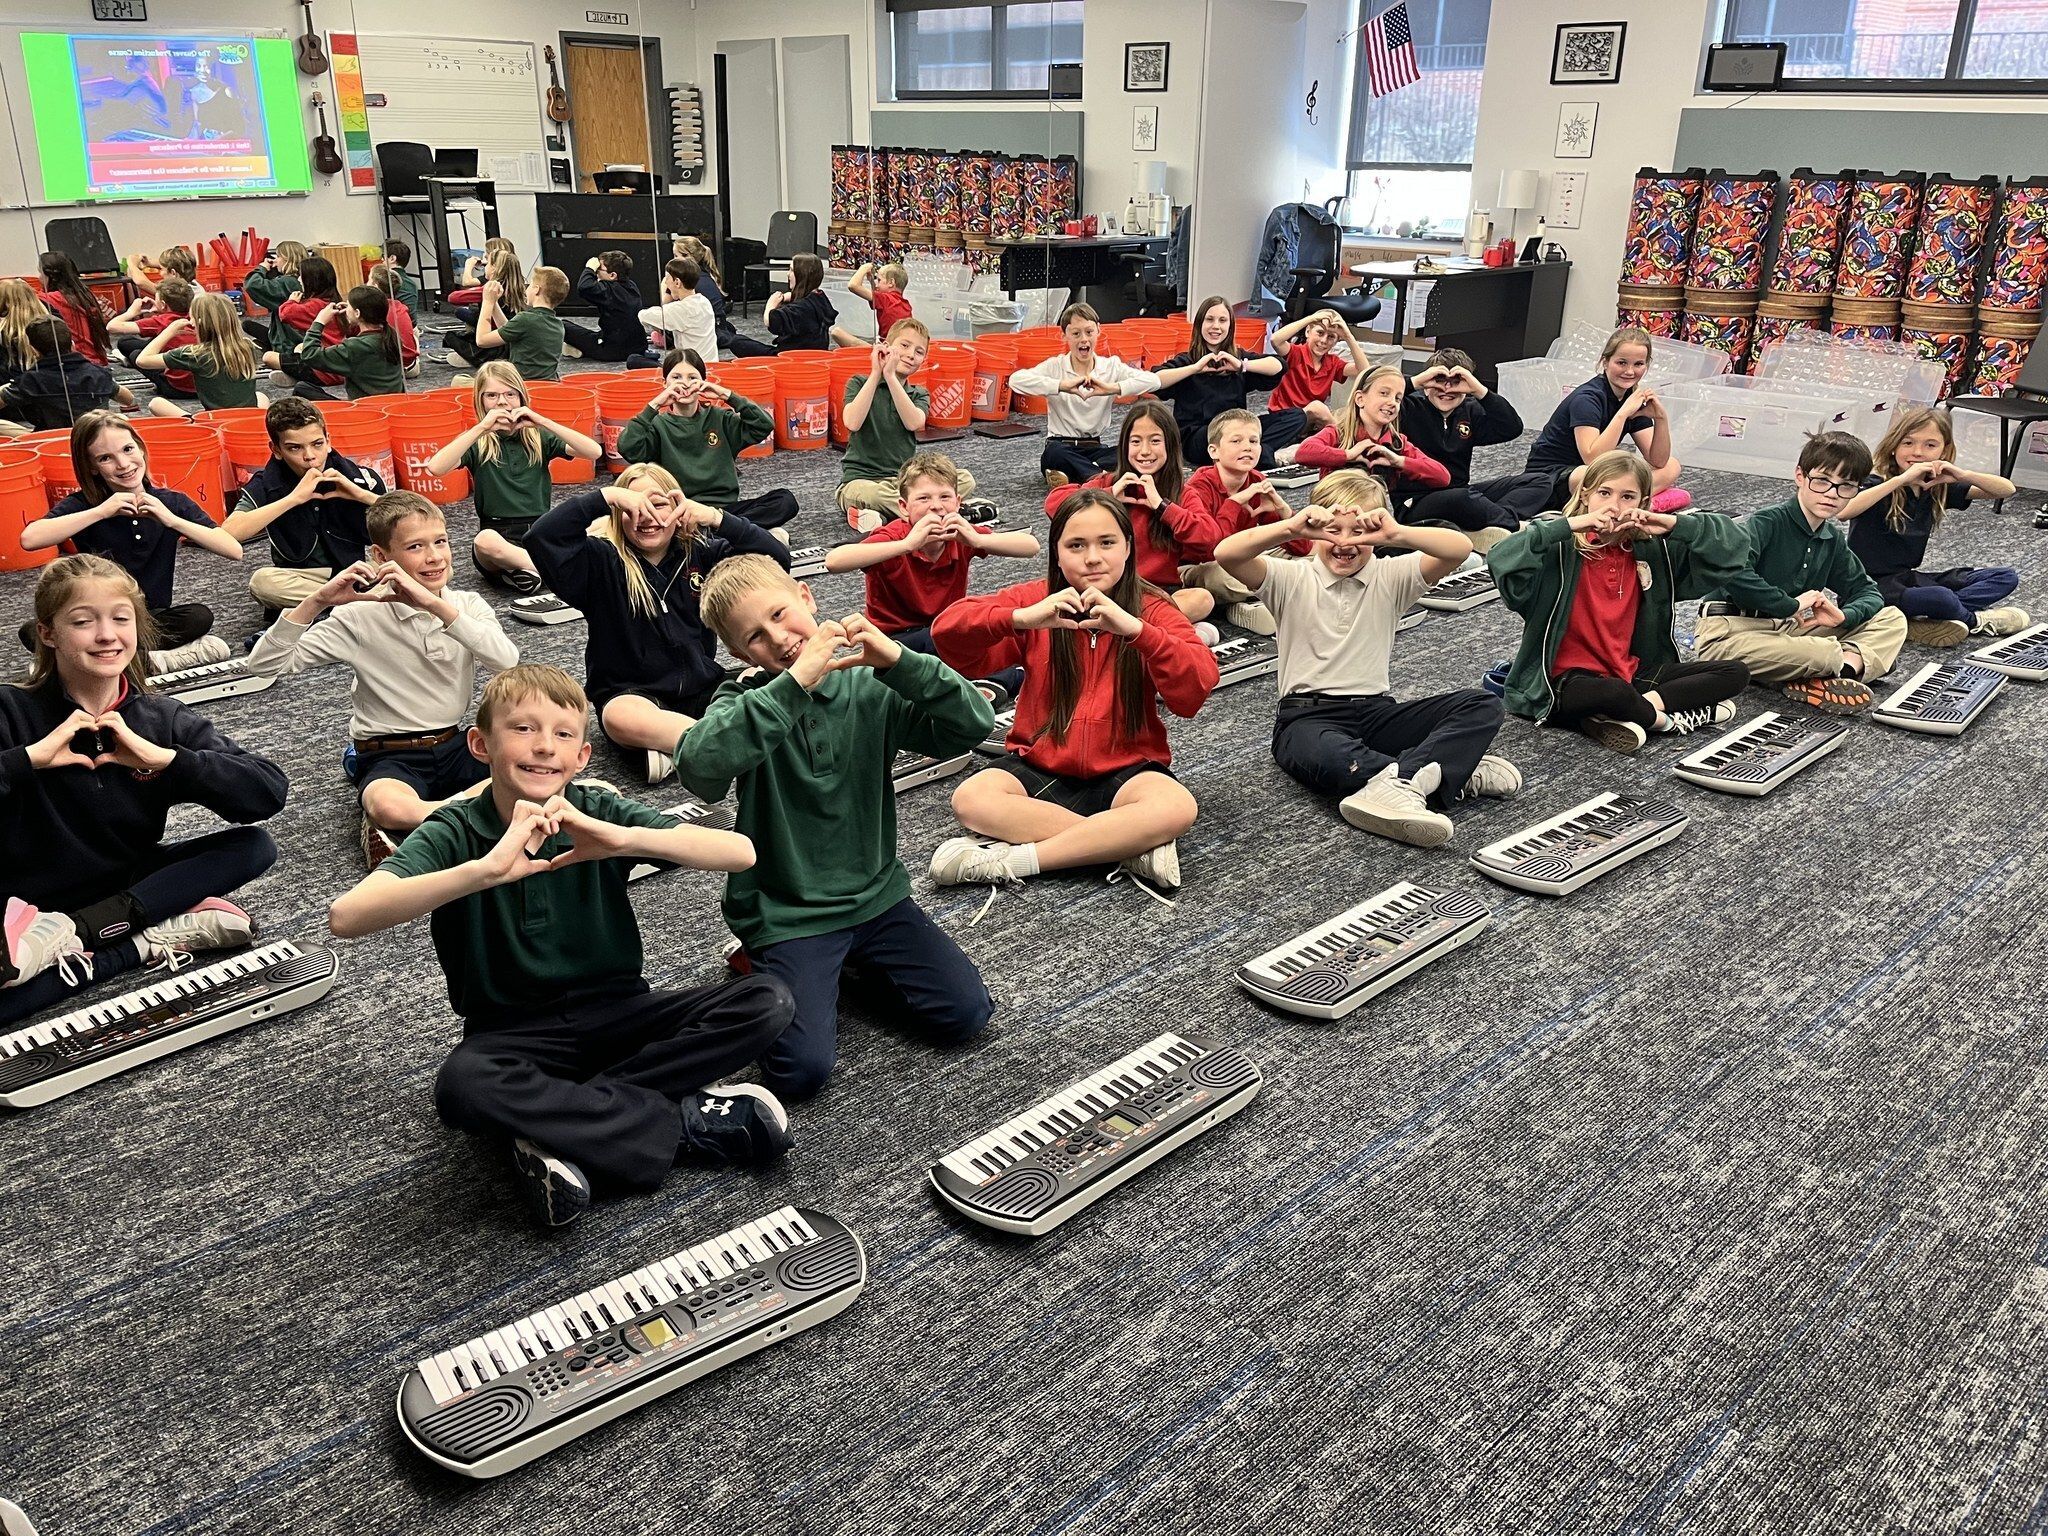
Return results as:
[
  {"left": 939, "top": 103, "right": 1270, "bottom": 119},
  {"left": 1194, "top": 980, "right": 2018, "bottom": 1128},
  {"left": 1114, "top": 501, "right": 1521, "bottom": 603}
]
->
[
  {"left": 329, "top": 664, "right": 795, "bottom": 1228},
  {"left": 225, "top": 397, "right": 386, "bottom": 615},
  {"left": 250, "top": 490, "right": 518, "bottom": 866},
  {"left": 1214, "top": 470, "right": 1516, "bottom": 846},
  {"left": 138, "top": 292, "right": 263, "bottom": 417},
  {"left": 838, "top": 321, "right": 981, "bottom": 532},
  {"left": 929, "top": 489, "right": 1220, "bottom": 897},
  {"left": 615, "top": 348, "right": 798, "bottom": 530},
  {"left": 824, "top": 451, "right": 1039, "bottom": 694},
  {"left": 679, "top": 557, "right": 996, "bottom": 1102}
]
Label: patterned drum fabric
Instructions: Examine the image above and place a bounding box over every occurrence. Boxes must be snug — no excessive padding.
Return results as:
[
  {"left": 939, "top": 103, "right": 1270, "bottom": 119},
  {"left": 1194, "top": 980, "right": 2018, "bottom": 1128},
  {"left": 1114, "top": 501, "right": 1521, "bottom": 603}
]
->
[
  {"left": 1617, "top": 305, "right": 1684, "bottom": 339},
  {"left": 1972, "top": 331, "right": 2033, "bottom": 394},
  {"left": 1904, "top": 175, "right": 1997, "bottom": 306},
  {"left": 1679, "top": 309, "right": 1755, "bottom": 367},
  {"left": 1836, "top": 171, "right": 1926, "bottom": 301},
  {"left": 989, "top": 155, "right": 1025, "bottom": 243},
  {"left": 1766, "top": 168, "right": 1853, "bottom": 300},
  {"left": 1980, "top": 178, "right": 2048, "bottom": 313},
  {"left": 1687, "top": 172, "right": 1777, "bottom": 292},
  {"left": 1621, "top": 167, "right": 1705, "bottom": 287}
]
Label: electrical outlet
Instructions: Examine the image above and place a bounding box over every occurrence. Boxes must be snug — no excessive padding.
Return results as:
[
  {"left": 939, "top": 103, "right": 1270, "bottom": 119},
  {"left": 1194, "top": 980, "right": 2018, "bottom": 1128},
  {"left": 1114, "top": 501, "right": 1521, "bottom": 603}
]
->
[{"left": 1549, "top": 172, "right": 1587, "bottom": 230}]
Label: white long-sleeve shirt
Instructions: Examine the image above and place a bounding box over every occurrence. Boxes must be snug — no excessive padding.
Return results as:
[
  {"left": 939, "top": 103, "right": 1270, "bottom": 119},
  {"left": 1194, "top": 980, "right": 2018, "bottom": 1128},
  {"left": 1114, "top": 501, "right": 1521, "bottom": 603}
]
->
[
  {"left": 248, "top": 589, "right": 519, "bottom": 739},
  {"left": 638, "top": 294, "right": 719, "bottom": 361},
  {"left": 1007, "top": 352, "right": 1163, "bottom": 440}
]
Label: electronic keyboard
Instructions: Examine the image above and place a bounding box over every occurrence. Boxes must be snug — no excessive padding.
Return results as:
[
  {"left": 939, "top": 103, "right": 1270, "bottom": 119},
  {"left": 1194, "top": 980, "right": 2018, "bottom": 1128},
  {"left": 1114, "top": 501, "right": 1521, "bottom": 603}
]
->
[
  {"left": 1872, "top": 660, "right": 2006, "bottom": 736},
  {"left": 1416, "top": 567, "right": 1499, "bottom": 612},
  {"left": 1671, "top": 710, "right": 1850, "bottom": 797},
  {"left": 150, "top": 657, "right": 275, "bottom": 705},
  {"left": 1235, "top": 882, "right": 1491, "bottom": 1019},
  {"left": 787, "top": 545, "right": 829, "bottom": 580},
  {"left": 625, "top": 796, "right": 738, "bottom": 883},
  {"left": 0, "top": 941, "right": 339, "bottom": 1109},
  {"left": 893, "top": 748, "right": 973, "bottom": 793},
  {"left": 508, "top": 594, "right": 583, "bottom": 626},
  {"left": 397, "top": 1206, "right": 865, "bottom": 1478},
  {"left": 1968, "top": 622, "right": 2048, "bottom": 681},
  {"left": 1470, "top": 792, "right": 1689, "bottom": 896},
  {"left": 930, "top": 1031, "right": 1261, "bottom": 1236},
  {"left": 1398, "top": 606, "right": 1428, "bottom": 631},
  {"left": 976, "top": 706, "right": 1017, "bottom": 756},
  {"left": 1210, "top": 634, "right": 1279, "bottom": 689}
]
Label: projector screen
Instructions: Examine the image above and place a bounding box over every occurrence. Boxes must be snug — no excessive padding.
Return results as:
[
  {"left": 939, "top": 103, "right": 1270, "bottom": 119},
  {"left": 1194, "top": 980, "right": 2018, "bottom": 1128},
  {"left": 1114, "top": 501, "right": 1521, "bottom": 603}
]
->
[{"left": 21, "top": 32, "right": 311, "bottom": 203}]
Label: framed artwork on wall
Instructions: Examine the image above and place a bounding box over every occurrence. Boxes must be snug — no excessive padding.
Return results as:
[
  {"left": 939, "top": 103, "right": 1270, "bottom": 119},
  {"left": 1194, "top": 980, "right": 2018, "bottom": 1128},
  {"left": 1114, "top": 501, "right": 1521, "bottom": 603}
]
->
[
  {"left": 1551, "top": 22, "right": 1626, "bottom": 85},
  {"left": 1133, "top": 105, "right": 1159, "bottom": 152},
  {"left": 1554, "top": 102, "right": 1598, "bottom": 158},
  {"left": 1125, "top": 42, "right": 1169, "bottom": 92}
]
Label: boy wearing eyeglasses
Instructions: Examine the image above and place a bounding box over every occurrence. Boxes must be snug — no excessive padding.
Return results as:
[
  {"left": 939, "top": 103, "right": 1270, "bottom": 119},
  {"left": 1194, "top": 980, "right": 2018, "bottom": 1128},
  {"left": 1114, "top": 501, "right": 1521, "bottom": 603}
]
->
[{"left": 1694, "top": 432, "right": 1907, "bottom": 714}]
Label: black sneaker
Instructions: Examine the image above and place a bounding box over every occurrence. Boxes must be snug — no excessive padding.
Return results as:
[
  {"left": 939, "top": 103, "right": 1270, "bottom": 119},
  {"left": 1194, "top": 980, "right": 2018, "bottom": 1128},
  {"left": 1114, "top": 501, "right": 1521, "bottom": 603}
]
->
[
  {"left": 510, "top": 1138, "right": 592, "bottom": 1227},
  {"left": 501, "top": 567, "right": 545, "bottom": 596},
  {"left": 679, "top": 1083, "right": 792, "bottom": 1164}
]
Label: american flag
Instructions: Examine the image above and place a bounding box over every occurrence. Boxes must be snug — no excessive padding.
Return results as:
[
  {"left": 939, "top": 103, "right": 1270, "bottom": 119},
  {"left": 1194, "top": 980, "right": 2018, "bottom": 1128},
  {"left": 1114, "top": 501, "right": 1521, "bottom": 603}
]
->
[{"left": 1363, "top": 1, "right": 1422, "bottom": 97}]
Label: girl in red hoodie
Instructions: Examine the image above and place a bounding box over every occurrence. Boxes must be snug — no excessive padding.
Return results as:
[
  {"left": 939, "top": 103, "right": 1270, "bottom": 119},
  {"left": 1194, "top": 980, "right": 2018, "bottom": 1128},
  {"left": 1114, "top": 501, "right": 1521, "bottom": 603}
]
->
[
  {"left": 1040, "top": 402, "right": 1222, "bottom": 638},
  {"left": 930, "top": 489, "right": 1220, "bottom": 896},
  {"left": 1295, "top": 365, "right": 1450, "bottom": 514}
]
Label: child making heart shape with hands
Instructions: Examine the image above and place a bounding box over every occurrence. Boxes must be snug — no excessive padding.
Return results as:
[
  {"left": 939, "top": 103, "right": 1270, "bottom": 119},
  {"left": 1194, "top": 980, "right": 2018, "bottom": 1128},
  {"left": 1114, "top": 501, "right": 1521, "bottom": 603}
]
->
[
  {"left": 1153, "top": 295, "right": 1285, "bottom": 469},
  {"left": 616, "top": 348, "right": 796, "bottom": 530},
  {"left": 1524, "top": 325, "right": 1688, "bottom": 512},
  {"left": 930, "top": 489, "right": 1220, "bottom": 897},
  {"left": 1, "top": 555, "right": 286, "bottom": 1024},
  {"left": 1295, "top": 365, "right": 1451, "bottom": 505}
]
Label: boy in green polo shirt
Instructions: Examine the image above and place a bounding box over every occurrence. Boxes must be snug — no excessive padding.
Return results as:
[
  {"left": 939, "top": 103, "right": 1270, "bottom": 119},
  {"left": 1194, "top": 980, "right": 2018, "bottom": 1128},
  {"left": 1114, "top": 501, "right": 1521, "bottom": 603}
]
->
[
  {"left": 680, "top": 554, "right": 995, "bottom": 1102},
  {"left": 836, "top": 318, "right": 979, "bottom": 533},
  {"left": 328, "top": 663, "right": 797, "bottom": 1228},
  {"left": 1695, "top": 431, "right": 1908, "bottom": 713},
  {"left": 461, "top": 265, "right": 569, "bottom": 383}
]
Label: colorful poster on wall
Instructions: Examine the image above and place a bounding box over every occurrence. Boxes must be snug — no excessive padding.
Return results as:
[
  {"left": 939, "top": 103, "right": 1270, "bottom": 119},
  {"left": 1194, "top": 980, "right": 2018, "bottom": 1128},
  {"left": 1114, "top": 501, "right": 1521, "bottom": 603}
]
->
[{"left": 327, "top": 31, "right": 376, "bottom": 192}]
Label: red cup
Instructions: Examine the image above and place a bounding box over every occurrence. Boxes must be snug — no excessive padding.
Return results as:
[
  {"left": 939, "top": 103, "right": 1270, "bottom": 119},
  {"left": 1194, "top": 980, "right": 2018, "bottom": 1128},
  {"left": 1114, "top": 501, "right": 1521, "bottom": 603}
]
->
[{"left": 1064, "top": 220, "right": 1084, "bottom": 237}]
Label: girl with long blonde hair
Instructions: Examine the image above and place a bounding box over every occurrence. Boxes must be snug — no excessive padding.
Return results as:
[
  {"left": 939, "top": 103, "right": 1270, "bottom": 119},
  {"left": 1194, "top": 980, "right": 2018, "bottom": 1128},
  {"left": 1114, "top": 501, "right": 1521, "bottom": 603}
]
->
[
  {"left": 1295, "top": 364, "right": 1451, "bottom": 510},
  {"left": 0, "top": 277, "right": 48, "bottom": 384},
  {"left": 140, "top": 292, "right": 262, "bottom": 415},
  {"left": 526, "top": 462, "right": 794, "bottom": 782}
]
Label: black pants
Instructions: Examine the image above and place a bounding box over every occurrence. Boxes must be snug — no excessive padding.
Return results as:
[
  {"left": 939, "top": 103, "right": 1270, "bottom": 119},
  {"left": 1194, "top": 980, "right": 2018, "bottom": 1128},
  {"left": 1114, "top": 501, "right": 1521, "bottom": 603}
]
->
[
  {"left": 242, "top": 318, "right": 272, "bottom": 346},
  {"left": 723, "top": 328, "right": 776, "bottom": 359},
  {"left": 1549, "top": 660, "right": 1749, "bottom": 731},
  {"left": 560, "top": 320, "right": 642, "bottom": 362},
  {"left": 445, "top": 330, "right": 506, "bottom": 368},
  {"left": 1272, "top": 689, "right": 1504, "bottom": 806},
  {"left": 1406, "top": 471, "right": 1557, "bottom": 532},
  {"left": 752, "top": 896, "right": 991, "bottom": 1101},
  {"left": 719, "top": 489, "right": 800, "bottom": 530},
  {"left": 434, "top": 975, "right": 795, "bottom": 1193},
  {"left": 1042, "top": 438, "right": 1117, "bottom": 482},
  {"left": 0, "top": 825, "right": 278, "bottom": 1026}
]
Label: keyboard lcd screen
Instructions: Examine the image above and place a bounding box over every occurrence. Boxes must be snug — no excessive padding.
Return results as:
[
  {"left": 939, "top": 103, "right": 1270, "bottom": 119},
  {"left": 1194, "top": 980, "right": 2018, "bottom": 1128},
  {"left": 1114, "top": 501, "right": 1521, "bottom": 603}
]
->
[{"left": 1101, "top": 1112, "right": 1142, "bottom": 1135}]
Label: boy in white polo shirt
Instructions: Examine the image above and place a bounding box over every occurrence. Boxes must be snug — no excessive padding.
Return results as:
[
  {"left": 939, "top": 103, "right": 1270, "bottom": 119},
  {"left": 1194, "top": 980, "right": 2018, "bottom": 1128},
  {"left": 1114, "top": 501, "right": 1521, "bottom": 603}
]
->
[{"left": 1214, "top": 468, "right": 1517, "bottom": 847}]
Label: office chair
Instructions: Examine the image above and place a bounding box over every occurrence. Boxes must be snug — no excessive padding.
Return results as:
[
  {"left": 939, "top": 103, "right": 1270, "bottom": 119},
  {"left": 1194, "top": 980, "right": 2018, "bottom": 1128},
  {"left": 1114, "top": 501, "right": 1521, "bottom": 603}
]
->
[
  {"left": 1949, "top": 342, "right": 2048, "bottom": 515},
  {"left": 743, "top": 211, "right": 820, "bottom": 315},
  {"left": 1268, "top": 201, "right": 1380, "bottom": 329}
]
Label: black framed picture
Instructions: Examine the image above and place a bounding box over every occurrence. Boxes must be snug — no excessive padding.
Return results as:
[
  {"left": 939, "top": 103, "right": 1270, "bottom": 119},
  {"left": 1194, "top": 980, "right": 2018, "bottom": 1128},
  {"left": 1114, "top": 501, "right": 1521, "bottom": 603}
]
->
[
  {"left": 1551, "top": 22, "right": 1627, "bottom": 86},
  {"left": 1125, "top": 41, "right": 1169, "bottom": 93}
]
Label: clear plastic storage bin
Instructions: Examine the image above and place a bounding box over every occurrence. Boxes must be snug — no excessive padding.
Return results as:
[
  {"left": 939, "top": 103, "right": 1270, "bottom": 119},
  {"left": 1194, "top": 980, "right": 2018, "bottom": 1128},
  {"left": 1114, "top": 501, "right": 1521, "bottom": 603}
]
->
[{"left": 1663, "top": 376, "right": 1862, "bottom": 477}]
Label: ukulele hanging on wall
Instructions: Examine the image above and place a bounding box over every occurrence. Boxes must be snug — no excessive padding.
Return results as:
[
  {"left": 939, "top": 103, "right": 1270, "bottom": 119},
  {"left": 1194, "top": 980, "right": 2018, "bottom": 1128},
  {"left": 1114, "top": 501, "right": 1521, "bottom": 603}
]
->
[
  {"left": 544, "top": 46, "right": 571, "bottom": 124},
  {"left": 296, "top": 0, "right": 329, "bottom": 76},
  {"left": 309, "top": 92, "right": 343, "bottom": 177}
]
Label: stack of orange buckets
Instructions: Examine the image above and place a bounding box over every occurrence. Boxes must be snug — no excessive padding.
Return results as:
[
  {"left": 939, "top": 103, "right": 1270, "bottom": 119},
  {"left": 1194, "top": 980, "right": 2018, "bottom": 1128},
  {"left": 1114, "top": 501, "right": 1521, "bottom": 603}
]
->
[
  {"left": 707, "top": 362, "right": 778, "bottom": 459},
  {"left": 773, "top": 356, "right": 831, "bottom": 450},
  {"left": 1011, "top": 327, "right": 1065, "bottom": 415}
]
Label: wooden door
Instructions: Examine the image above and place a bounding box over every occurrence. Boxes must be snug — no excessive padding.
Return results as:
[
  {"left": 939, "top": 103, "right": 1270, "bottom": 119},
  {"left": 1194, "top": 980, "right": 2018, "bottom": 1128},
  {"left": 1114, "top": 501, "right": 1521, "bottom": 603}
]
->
[{"left": 564, "top": 41, "right": 653, "bottom": 192}]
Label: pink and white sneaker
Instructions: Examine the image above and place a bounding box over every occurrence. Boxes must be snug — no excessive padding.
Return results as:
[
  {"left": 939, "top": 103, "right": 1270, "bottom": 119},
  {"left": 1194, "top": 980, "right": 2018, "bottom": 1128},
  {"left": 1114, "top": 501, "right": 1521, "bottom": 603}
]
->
[{"left": 141, "top": 898, "right": 256, "bottom": 958}]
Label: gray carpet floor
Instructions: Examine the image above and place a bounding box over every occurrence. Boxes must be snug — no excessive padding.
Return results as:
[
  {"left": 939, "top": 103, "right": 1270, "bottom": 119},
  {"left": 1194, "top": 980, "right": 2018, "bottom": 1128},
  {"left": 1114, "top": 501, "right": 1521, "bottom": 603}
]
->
[{"left": 5, "top": 336, "right": 2048, "bottom": 1536}]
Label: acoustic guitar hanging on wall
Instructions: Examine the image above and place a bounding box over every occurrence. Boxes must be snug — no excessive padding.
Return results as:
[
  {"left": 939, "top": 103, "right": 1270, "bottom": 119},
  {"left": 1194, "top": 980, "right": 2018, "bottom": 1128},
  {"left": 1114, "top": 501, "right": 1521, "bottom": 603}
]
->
[
  {"left": 310, "top": 92, "right": 343, "bottom": 177},
  {"left": 544, "top": 46, "right": 571, "bottom": 124},
  {"left": 295, "top": 0, "right": 329, "bottom": 76}
]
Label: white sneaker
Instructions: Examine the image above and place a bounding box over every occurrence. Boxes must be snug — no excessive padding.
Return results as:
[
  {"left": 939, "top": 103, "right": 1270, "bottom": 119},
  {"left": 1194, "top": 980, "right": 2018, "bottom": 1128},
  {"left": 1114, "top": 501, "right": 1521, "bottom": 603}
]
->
[
  {"left": 1457, "top": 754, "right": 1522, "bottom": 800},
  {"left": 2, "top": 898, "right": 90, "bottom": 989},
  {"left": 1224, "top": 601, "right": 1278, "bottom": 636},
  {"left": 929, "top": 837, "right": 1023, "bottom": 887},
  {"left": 149, "top": 634, "right": 231, "bottom": 674},
  {"left": 1654, "top": 700, "right": 1738, "bottom": 735},
  {"left": 1265, "top": 464, "right": 1317, "bottom": 489},
  {"left": 645, "top": 749, "right": 676, "bottom": 785},
  {"left": 1339, "top": 763, "right": 1453, "bottom": 847},
  {"left": 1117, "top": 839, "right": 1182, "bottom": 893},
  {"left": 141, "top": 897, "right": 255, "bottom": 956},
  {"left": 1193, "top": 621, "right": 1221, "bottom": 646},
  {"left": 1973, "top": 605, "right": 2031, "bottom": 637},
  {"left": 1581, "top": 716, "right": 1648, "bottom": 754},
  {"left": 1273, "top": 444, "right": 1300, "bottom": 466}
]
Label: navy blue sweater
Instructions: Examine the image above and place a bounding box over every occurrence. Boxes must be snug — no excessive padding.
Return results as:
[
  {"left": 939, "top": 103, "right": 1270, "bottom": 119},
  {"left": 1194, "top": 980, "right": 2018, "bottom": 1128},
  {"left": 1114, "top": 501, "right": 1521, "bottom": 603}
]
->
[{"left": 574, "top": 269, "right": 648, "bottom": 357}]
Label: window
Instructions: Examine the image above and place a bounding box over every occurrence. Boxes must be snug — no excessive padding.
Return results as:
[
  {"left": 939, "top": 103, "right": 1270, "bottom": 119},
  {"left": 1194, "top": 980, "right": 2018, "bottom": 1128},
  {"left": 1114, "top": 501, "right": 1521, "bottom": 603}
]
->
[
  {"left": 890, "top": 2, "right": 1083, "bottom": 100},
  {"left": 1345, "top": 0, "right": 1492, "bottom": 240},
  {"left": 1722, "top": 0, "right": 2048, "bottom": 89}
]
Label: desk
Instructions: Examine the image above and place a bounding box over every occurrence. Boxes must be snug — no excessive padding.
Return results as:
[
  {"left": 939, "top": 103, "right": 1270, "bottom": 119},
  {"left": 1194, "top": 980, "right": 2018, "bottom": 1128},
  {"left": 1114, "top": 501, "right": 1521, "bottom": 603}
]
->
[
  {"left": 1348, "top": 259, "right": 1571, "bottom": 382},
  {"left": 993, "top": 235, "right": 1165, "bottom": 305}
]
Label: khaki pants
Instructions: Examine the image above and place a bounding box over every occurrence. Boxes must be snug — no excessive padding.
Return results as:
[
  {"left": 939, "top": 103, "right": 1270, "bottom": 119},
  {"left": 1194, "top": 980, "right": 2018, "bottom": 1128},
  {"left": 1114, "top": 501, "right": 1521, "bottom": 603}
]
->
[
  {"left": 836, "top": 468, "right": 979, "bottom": 516},
  {"left": 1179, "top": 560, "right": 1258, "bottom": 606},
  {"left": 250, "top": 565, "right": 330, "bottom": 610},
  {"left": 1694, "top": 605, "right": 1908, "bottom": 685}
]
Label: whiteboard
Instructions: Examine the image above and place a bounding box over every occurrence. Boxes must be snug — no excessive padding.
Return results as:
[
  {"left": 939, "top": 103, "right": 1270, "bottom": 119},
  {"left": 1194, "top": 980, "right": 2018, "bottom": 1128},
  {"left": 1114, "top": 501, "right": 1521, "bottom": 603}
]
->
[{"left": 354, "top": 34, "right": 549, "bottom": 193}]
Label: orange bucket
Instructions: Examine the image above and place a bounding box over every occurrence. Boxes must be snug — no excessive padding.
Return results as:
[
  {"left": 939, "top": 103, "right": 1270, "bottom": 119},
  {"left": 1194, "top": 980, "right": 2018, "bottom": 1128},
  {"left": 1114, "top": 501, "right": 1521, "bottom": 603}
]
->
[
  {"left": 826, "top": 349, "right": 868, "bottom": 446},
  {"left": 558, "top": 371, "right": 613, "bottom": 394},
  {"left": 594, "top": 372, "right": 662, "bottom": 471},
  {"left": 196, "top": 406, "right": 272, "bottom": 491},
  {"left": 925, "top": 342, "right": 976, "bottom": 430},
  {"left": 0, "top": 448, "right": 55, "bottom": 571},
  {"left": 773, "top": 357, "right": 831, "bottom": 450},
  {"left": 323, "top": 402, "right": 397, "bottom": 493},
  {"left": 28, "top": 431, "right": 78, "bottom": 508},
  {"left": 131, "top": 418, "right": 226, "bottom": 522},
  {"left": 970, "top": 335, "right": 1018, "bottom": 420},
  {"left": 1135, "top": 318, "right": 1186, "bottom": 367},
  {"left": 1233, "top": 314, "right": 1270, "bottom": 356},
  {"left": 376, "top": 394, "right": 471, "bottom": 504},
  {"left": 1012, "top": 327, "right": 1065, "bottom": 417},
  {"left": 526, "top": 381, "right": 599, "bottom": 484},
  {"left": 709, "top": 362, "right": 778, "bottom": 460}
]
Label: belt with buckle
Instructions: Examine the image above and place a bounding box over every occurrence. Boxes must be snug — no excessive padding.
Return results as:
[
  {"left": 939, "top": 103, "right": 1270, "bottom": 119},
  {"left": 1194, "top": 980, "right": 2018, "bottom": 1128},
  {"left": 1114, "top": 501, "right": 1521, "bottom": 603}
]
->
[{"left": 353, "top": 726, "right": 460, "bottom": 754}]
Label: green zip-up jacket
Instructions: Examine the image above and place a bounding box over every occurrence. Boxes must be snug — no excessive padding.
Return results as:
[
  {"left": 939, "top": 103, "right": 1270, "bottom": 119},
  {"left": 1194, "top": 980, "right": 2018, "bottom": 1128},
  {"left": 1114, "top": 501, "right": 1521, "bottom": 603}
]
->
[
  {"left": 615, "top": 395, "right": 774, "bottom": 508},
  {"left": 243, "top": 268, "right": 302, "bottom": 352},
  {"left": 1710, "top": 496, "right": 1885, "bottom": 629},
  {"left": 675, "top": 647, "right": 995, "bottom": 949},
  {"left": 1488, "top": 510, "right": 1751, "bottom": 723}
]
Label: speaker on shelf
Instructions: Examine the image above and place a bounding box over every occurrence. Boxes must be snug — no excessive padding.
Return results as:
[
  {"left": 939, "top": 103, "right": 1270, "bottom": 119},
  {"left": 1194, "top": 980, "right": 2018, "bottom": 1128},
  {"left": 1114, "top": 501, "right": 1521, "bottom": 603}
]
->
[{"left": 1704, "top": 43, "right": 1787, "bottom": 90}]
